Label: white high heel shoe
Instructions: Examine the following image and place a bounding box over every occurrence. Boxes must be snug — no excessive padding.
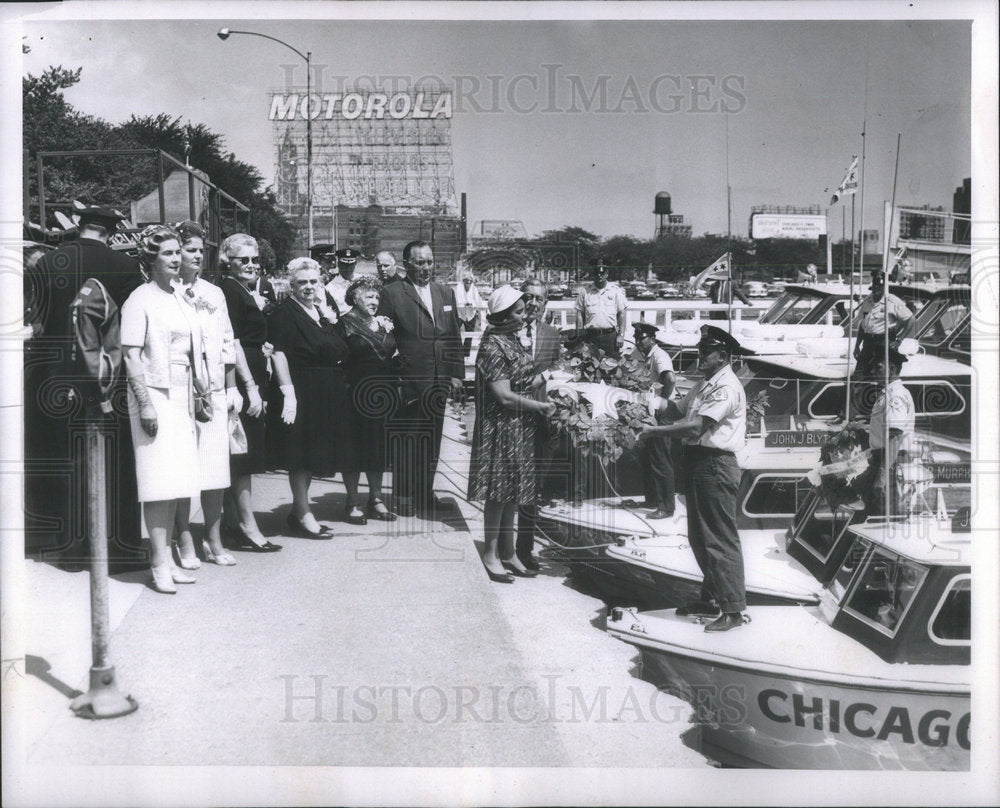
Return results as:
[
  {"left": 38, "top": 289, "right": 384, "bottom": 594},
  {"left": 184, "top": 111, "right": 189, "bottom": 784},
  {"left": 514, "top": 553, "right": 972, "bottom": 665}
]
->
[
  {"left": 150, "top": 564, "right": 177, "bottom": 594},
  {"left": 202, "top": 541, "right": 237, "bottom": 566}
]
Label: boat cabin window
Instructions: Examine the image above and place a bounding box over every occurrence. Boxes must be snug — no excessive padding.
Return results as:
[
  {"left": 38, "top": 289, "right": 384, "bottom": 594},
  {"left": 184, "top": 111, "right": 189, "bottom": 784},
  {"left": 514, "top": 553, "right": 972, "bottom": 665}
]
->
[
  {"left": 742, "top": 474, "right": 807, "bottom": 518},
  {"left": 793, "top": 498, "right": 858, "bottom": 562},
  {"left": 843, "top": 549, "right": 929, "bottom": 637},
  {"left": 929, "top": 575, "right": 970, "bottom": 645},
  {"left": 760, "top": 292, "right": 820, "bottom": 326},
  {"left": 916, "top": 299, "right": 970, "bottom": 346},
  {"left": 827, "top": 538, "right": 872, "bottom": 604}
]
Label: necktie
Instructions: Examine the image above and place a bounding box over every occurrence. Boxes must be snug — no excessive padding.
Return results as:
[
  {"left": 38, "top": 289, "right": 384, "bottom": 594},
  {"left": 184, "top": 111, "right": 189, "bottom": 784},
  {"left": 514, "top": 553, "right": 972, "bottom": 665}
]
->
[{"left": 525, "top": 323, "right": 533, "bottom": 339}]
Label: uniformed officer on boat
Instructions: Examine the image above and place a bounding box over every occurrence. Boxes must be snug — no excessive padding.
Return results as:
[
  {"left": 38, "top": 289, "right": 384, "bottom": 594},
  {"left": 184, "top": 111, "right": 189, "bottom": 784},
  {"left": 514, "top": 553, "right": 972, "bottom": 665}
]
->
[{"left": 640, "top": 325, "right": 752, "bottom": 632}]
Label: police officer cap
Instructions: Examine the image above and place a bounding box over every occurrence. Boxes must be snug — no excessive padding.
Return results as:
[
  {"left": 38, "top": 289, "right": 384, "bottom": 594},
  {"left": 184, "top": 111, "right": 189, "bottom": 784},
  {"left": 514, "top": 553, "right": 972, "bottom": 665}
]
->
[
  {"left": 336, "top": 248, "right": 360, "bottom": 264},
  {"left": 309, "top": 243, "right": 337, "bottom": 259},
  {"left": 698, "top": 324, "right": 754, "bottom": 356},
  {"left": 74, "top": 202, "right": 128, "bottom": 227},
  {"left": 632, "top": 322, "right": 658, "bottom": 339}
]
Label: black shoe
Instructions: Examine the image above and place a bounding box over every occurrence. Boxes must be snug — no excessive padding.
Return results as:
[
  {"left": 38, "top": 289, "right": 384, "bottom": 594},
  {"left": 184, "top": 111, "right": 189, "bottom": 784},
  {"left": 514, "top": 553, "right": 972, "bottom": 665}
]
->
[
  {"left": 647, "top": 509, "right": 672, "bottom": 520},
  {"left": 485, "top": 567, "right": 515, "bottom": 584},
  {"left": 517, "top": 553, "right": 541, "bottom": 572},
  {"left": 675, "top": 600, "right": 721, "bottom": 618},
  {"left": 704, "top": 612, "right": 749, "bottom": 632},
  {"left": 502, "top": 560, "right": 538, "bottom": 578},
  {"left": 285, "top": 513, "right": 332, "bottom": 540},
  {"left": 367, "top": 501, "right": 398, "bottom": 522},
  {"left": 344, "top": 506, "right": 368, "bottom": 526},
  {"left": 229, "top": 526, "right": 283, "bottom": 552}
]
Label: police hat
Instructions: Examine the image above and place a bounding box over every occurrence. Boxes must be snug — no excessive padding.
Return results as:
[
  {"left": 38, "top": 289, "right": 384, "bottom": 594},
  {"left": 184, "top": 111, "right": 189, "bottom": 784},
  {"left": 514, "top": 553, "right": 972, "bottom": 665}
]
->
[
  {"left": 632, "top": 321, "right": 658, "bottom": 340},
  {"left": 869, "top": 269, "right": 886, "bottom": 288},
  {"left": 73, "top": 202, "right": 128, "bottom": 228},
  {"left": 698, "top": 324, "right": 754, "bottom": 356},
  {"left": 309, "top": 243, "right": 337, "bottom": 259},
  {"left": 336, "top": 248, "right": 360, "bottom": 264}
]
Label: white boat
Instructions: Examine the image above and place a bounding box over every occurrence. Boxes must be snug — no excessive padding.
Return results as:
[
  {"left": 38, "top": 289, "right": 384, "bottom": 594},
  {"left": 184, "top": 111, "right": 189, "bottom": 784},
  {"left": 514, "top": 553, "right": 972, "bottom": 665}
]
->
[{"left": 606, "top": 515, "right": 971, "bottom": 770}]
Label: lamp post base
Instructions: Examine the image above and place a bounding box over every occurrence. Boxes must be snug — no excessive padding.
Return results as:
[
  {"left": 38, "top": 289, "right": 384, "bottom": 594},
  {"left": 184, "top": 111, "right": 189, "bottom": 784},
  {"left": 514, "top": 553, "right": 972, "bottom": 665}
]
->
[{"left": 70, "top": 666, "right": 139, "bottom": 720}]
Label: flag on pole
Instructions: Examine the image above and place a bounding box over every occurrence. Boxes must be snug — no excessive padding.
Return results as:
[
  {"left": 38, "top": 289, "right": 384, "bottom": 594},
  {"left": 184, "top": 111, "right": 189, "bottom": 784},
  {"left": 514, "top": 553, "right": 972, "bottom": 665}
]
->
[
  {"left": 691, "top": 252, "right": 731, "bottom": 290},
  {"left": 830, "top": 156, "right": 859, "bottom": 205}
]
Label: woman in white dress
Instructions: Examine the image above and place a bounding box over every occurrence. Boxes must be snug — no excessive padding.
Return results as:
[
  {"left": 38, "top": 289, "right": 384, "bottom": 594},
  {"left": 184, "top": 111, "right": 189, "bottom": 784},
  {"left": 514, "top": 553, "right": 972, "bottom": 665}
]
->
[
  {"left": 121, "top": 225, "right": 210, "bottom": 593},
  {"left": 172, "top": 221, "right": 239, "bottom": 568}
]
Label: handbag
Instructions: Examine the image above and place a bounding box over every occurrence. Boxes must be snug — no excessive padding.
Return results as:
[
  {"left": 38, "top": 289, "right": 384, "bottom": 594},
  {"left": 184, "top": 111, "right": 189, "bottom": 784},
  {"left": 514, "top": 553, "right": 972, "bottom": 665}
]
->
[
  {"left": 229, "top": 408, "right": 248, "bottom": 454},
  {"left": 194, "top": 387, "right": 213, "bottom": 423}
]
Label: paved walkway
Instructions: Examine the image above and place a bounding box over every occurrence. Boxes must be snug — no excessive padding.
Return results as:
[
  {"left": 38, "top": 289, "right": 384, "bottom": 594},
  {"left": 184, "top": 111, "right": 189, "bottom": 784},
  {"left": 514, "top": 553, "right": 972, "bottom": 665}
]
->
[{"left": 8, "top": 404, "right": 709, "bottom": 804}]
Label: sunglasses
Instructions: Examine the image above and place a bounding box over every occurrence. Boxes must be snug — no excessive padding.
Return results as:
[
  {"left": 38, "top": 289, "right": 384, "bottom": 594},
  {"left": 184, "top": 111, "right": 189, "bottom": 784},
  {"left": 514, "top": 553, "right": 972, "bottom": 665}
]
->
[{"left": 231, "top": 256, "right": 260, "bottom": 266}]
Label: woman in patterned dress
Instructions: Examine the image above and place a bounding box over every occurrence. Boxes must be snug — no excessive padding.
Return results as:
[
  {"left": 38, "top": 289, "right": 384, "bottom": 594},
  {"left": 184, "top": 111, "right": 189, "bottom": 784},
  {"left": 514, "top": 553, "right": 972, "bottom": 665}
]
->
[{"left": 468, "top": 286, "right": 556, "bottom": 583}]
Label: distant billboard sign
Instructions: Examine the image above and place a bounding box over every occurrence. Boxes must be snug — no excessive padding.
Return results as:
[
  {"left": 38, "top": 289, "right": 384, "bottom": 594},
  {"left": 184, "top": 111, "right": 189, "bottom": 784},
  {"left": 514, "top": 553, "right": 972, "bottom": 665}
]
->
[{"left": 751, "top": 214, "right": 827, "bottom": 240}]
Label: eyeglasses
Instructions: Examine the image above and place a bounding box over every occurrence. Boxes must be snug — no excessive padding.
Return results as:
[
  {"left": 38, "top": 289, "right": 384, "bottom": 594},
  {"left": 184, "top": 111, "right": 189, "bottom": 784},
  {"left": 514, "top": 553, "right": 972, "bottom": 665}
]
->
[
  {"left": 408, "top": 259, "right": 434, "bottom": 267},
  {"left": 522, "top": 293, "right": 544, "bottom": 302},
  {"left": 230, "top": 256, "right": 260, "bottom": 266}
]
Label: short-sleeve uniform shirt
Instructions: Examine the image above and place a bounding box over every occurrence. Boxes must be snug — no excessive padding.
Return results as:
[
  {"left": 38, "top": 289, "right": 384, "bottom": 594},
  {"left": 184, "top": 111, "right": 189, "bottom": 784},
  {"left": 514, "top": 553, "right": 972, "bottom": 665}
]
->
[
  {"left": 576, "top": 283, "right": 626, "bottom": 330},
  {"left": 859, "top": 293, "right": 911, "bottom": 335},
  {"left": 674, "top": 364, "right": 746, "bottom": 452},
  {"left": 869, "top": 378, "right": 915, "bottom": 453}
]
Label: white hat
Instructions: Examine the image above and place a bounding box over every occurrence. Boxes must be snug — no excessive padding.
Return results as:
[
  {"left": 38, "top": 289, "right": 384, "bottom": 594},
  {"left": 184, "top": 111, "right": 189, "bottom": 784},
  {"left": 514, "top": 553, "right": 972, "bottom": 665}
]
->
[{"left": 486, "top": 285, "right": 523, "bottom": 322}]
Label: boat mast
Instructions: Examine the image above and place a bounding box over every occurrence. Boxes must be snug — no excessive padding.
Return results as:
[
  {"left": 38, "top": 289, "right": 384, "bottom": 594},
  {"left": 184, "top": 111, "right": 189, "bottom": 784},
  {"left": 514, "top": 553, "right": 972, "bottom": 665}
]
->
[
  {"left": 845, "top": 44, "right": 871, "bottom": 420},
  {"left": 726, "top": 111, "right": 733, "bottom": 333},
  {"left": 883, "top": 133, "right": 902, "bottom": 519}
]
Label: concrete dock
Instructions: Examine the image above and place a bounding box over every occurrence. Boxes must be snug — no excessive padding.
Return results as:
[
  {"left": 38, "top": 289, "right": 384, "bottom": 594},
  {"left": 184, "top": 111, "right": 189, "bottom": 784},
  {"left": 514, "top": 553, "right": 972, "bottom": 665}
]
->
[{"left": 7, "top": 404, "right": 712, "bottom": 806}]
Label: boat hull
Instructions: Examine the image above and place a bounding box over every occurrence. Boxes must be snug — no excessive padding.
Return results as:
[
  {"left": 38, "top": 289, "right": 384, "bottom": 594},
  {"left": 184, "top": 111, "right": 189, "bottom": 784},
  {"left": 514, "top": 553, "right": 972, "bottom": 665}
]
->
[
  {"left": 607, "top": 608, "right": 970, "bottom": 771},
  {"left": 636, "top": 645, "right": 970, "bottom": 770}
]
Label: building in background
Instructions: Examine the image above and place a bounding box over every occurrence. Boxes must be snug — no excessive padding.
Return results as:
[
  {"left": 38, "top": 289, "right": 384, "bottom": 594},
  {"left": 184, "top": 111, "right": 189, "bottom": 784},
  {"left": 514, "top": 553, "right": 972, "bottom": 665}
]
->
[
  {"left": 653, "top": 192, "right": 693, "bottom": 239},
  {"left": 269, "top": 85, "right": 462, "bottom": 264}
]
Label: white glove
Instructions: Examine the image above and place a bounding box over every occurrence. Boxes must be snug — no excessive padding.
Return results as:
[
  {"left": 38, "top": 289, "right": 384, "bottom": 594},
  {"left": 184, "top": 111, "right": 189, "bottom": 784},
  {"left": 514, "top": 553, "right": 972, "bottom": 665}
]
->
[
  {"left": 647, "top": 395, "right": 666, "bottom": 417},
  {"left": 245, "top": 385, "right": 263, "bottom": 417},
  {"left": 227, "top": 387, "right": 243, "bottom": 414},
  {"left": 280, "top": 384, "right": 297, "bottom": 425}
]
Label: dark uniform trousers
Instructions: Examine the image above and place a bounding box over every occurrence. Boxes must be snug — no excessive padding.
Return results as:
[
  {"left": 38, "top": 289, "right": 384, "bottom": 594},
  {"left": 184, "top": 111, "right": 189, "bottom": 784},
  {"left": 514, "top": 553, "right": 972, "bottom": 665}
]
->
[
  {"left": 642, "top": 415, "right": 675, "bottom": 513},
  {"left": 684, "top": 445, "right": 746, "bottom": 613},
  {"left": 584, "top": 327, "right": 619, "bottom": 359}
]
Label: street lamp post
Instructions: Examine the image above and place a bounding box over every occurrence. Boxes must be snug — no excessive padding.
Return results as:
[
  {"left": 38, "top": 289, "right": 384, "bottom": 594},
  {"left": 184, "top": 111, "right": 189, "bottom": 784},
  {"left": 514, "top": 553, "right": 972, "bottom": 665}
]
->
[{"left": 217, "top": 27, "right": 313, "bottom": 249}]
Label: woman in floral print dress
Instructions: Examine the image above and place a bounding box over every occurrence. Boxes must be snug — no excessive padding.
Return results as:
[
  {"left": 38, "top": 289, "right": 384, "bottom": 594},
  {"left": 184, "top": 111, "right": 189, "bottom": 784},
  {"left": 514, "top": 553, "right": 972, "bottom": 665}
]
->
[{"left": 468, "top": 286, "right": 556, "bottom": 583}]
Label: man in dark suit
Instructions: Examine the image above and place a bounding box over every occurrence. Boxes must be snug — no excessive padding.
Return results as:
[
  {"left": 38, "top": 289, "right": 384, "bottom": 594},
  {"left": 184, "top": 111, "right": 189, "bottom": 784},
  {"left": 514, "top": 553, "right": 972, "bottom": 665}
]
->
[
  {"left": 377, "top": 241, "right": 465, "bottom": 518},
  {"left": 516, "top": 279, "right": 563, "bottom": 569},
  {"left": 25, "top": 203, "right": 145, "bottom": 571}
]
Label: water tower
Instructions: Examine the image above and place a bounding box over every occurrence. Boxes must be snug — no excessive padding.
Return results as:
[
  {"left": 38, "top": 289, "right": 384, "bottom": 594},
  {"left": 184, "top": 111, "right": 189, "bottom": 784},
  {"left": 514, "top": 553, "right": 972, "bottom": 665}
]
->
[{"left": 654, "top": 192, "right": 672, "bottom": 238}]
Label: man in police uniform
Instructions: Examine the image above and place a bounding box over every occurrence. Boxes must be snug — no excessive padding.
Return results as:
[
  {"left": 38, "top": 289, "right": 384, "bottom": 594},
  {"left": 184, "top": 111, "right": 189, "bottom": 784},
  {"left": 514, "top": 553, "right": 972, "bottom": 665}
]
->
[
  {"left": 853, "top": 268, "right": 915, "bottom": 380},
  {"left": 325, "top": 247, "right": 361, "bottom": 314},
  {"left": 862, "top": 345, "right": 915, "bottom": 516},
  {"left": 26, "top": 203, "right": 144, "bottom": 570},
  {"left": 631, "top": 321, "right": 677, "bottom": 519},
  {"left": 641, "top": 325, "right": 751, "bottom": 632},
  {"left": 575, "top": 263, "right": 627, "bottom": 358},
  {"left": 310, "top": 243, "right": 337, "bottom": 284}
]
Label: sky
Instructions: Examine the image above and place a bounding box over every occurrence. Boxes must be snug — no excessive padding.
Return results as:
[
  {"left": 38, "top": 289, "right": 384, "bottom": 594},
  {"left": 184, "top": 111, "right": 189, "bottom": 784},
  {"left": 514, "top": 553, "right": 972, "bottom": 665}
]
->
[{"left": 5, "top": 2, "right": 990, "bottom": 243}]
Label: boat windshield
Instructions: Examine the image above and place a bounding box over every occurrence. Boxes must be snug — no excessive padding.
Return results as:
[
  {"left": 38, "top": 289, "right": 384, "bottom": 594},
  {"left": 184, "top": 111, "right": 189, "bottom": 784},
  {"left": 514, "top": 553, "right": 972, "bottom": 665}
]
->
[
  {"left": 842, "top": 547, "right": 929, "bottom": 637},
  {"left": 914, "top": 297, "right": 970, "bottom": 348},
  {"left": 929, "top": 575, "right": 970, "bottom": 644},
  {"left": 759, "top": 291, "right": 822, "bottom": 325}
]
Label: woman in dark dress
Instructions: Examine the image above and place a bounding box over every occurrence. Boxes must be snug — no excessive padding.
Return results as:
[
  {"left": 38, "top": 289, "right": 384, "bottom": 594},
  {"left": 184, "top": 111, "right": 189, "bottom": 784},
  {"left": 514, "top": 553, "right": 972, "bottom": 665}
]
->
[
  {"left": 339, "top": 275, "right": 401, "bottom": 524},
  {"left": 468, "top": 286, "right": 555, "bottom": 583},
  {"left": 219, "top": 234, "right": 281, "bottom": 552},
  {"left": 268, "top": 258, "right": 357, "bottom": 537}
]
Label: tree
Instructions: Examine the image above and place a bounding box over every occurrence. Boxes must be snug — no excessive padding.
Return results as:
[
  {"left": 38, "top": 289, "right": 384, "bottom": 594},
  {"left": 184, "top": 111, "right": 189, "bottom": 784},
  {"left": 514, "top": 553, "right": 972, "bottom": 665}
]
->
[{"left": 23, "top": 66, "right": 296, "bottom": 267}]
